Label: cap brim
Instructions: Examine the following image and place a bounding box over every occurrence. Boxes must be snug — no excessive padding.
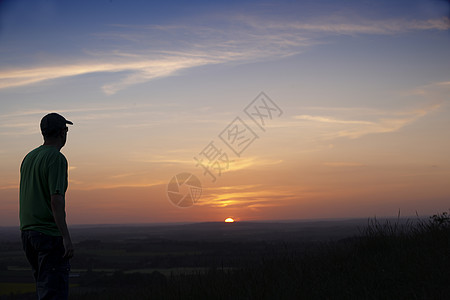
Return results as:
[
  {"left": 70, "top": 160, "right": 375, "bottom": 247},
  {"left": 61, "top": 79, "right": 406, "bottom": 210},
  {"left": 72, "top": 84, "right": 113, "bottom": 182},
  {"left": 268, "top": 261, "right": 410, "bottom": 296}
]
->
[{"left": 66, "top": 120, "right": 73, "bottom": 125}]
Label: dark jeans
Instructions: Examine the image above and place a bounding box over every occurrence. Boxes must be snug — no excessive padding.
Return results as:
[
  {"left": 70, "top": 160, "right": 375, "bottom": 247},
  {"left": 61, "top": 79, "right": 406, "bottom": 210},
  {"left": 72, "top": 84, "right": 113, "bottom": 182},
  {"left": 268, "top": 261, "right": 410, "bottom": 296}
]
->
[{"left": 21, "top": 230, "right": 70, "bottom": 300}]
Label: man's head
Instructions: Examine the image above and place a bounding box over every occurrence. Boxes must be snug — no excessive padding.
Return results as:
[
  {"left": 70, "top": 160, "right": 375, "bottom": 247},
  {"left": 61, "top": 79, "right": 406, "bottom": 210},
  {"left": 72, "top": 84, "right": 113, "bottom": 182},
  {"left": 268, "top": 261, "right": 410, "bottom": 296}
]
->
[{"left": 40, "top": 113, "right": 73, "bottom": 147}]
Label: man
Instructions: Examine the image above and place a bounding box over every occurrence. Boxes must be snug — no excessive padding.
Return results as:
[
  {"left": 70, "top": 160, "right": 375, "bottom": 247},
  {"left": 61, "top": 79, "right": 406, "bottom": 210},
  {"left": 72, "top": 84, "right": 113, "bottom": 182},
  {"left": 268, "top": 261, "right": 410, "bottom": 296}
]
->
[{"left": 20, "top": 112, "right": 74, "bottom": 300}]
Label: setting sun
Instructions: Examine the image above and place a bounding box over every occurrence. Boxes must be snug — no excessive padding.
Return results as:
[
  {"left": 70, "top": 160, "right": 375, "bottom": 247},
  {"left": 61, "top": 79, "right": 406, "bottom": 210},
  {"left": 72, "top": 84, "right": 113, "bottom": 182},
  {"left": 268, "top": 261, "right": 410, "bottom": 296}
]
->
[{"left": 225, "top": 218, "right": 235, "bottom": 223}]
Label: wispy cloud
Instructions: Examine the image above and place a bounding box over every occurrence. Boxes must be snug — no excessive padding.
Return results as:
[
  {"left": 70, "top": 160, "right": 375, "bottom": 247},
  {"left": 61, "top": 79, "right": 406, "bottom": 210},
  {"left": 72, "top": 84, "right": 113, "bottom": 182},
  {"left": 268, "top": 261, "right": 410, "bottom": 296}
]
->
[
  {"left": 323, "top": 162, "right": 365, "bottom": 167},
  {"left": 245, "top": 16, "right": 450, "bottom": 35},
  {"left": 295, "top": 115, "right": 374, "bottom": 125},
  {"left": 0, "top": 57, "right": 217, "bottom": 94},
  {"left": 294, "top": 102, "right": 441, "bottom": 139},
  {"left": 0, "top": 15, "right": 448, "bottom": 94},
  {"left": 73, "top": 181, "right": 166, "bottom": 191},
  {"left": 403, "top": 80, "right": 450, "bottom": 98},
  {"left": 129, "top": 154, "right": 282, "bottom": 175},
  {"left": 198, "top": 184, "right": 297, "bottom": 208},
  {"left": 0, "top": 103, "right": 183, "bottom": 136}
]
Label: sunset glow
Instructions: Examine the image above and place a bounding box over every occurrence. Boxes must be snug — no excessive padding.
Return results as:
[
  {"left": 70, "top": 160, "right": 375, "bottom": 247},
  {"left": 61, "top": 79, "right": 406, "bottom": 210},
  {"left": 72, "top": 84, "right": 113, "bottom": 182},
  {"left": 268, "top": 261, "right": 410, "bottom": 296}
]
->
[
  {"left": 0, "top": 0, "right": 449, "bottom": 226},
  {"left": 225, "top": 218, "right": 235, "bottom": 223}
]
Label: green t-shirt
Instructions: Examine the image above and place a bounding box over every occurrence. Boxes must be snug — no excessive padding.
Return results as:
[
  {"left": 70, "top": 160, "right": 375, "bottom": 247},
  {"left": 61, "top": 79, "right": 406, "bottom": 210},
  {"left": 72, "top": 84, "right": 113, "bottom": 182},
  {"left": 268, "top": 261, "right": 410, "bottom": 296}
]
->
[{"left": 19, "top": 145, "right": 68, "bottom": 236}]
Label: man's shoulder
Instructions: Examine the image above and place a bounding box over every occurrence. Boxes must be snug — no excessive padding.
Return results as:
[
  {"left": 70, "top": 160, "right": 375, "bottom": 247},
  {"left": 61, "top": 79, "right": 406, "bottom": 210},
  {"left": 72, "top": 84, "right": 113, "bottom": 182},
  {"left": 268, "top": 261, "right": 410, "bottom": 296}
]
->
[
  {"left": 25, "top": 145, "right": 43, "bottom": 156},
  {"left": 44, "top": 147, "right": 67, "bottom": 165},
  {"left": 23, "top": 146, "right": 67, "bottom": 165},
  {"left": 22, "top": 146, "right": 43, "bottom": 164}
]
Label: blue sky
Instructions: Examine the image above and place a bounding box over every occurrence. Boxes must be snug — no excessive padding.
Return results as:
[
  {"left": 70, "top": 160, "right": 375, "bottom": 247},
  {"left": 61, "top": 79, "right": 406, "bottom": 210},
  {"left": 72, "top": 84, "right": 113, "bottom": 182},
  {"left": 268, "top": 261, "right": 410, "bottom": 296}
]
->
[{"left": 0, "top": 0, "right": 449, "bottom": 225}]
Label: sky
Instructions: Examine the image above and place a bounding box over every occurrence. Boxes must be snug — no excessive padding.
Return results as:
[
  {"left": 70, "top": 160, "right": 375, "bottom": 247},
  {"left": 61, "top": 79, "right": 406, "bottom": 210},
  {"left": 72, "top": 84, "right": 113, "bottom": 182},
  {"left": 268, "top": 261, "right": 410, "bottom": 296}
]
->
[{"left": 0, "top": 0, "right": 449, "bottom": 226}]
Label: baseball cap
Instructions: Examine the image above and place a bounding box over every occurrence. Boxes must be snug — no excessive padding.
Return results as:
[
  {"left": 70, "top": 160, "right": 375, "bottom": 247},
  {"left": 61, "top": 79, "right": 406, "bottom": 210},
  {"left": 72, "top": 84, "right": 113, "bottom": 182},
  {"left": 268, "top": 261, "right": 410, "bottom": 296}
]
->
[{"left": 40, "top": 113, "right": 73, "bottom": 135}]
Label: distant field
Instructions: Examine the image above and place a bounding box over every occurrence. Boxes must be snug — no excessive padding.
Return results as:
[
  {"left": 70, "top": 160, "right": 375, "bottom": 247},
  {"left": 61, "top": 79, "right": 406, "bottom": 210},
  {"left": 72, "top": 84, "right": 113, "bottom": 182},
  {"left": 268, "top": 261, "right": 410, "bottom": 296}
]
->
[
  {"left": 1, "top": 216, "right": 447, "bottom": 299},
  {"left": 1, "top": 219, "right": 369, "bottom": 297},
  {"left": 124, "top": 267, "right": 236, "bottom": 276},
  {"left": 0, "top": 283, "right": 35, "bottom": 296}
]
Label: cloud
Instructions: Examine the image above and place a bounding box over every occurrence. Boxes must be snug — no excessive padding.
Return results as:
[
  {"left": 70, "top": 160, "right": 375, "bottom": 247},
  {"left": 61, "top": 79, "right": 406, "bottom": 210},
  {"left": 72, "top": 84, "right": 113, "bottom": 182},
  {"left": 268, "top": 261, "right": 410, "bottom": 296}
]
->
[
  {"left": 0, "top": 57, "right": 217, "bottom": 94},
  {"left": 128, "top": 154, "right": 282, "bottom": 176},
  {"left": 223, "top": 157, "right": 283, "bottom": 173},
  {"left": 295, "top": 115, "right": 374, "bottom": 125},
  {"left": 198, "top": 185, "right": 297, "bottom": 208},
  {"left": 0, "top": 184, "right": 18, "bottom": 190},
  {"left": 0, "top": 103, "right": 183, "bottom": 136},
  {"left": 323, "top": 162, "right": 365, "bottom": 167},
  {"left": 100, "top": 56, "right": 219, "bottom": 95},
  {"left": 294, "top": 102, "right": 441, "bottom": 139},
  {"left": 404, "top": 80, "right": 450, "bottom": 99},
  {"left": 0, "top": 15, "right": 448, "bottom": 94},
  {"left": 246, "top": 17, "right": 450, "bottom": 35}
]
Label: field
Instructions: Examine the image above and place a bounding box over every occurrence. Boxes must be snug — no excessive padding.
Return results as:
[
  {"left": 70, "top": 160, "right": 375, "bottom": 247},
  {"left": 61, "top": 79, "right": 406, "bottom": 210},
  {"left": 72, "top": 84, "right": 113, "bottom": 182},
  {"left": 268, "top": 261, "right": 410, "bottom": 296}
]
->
[{"left": 0, "top": 213, "right": 449, "bottom": 299}]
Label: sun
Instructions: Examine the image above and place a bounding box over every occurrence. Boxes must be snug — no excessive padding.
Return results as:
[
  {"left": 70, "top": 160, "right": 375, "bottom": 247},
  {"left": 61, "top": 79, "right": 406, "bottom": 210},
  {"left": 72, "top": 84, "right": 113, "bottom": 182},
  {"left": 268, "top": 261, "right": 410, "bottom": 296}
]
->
[{"left": 224, "top": 217, "right": 235, "bottom": 223}]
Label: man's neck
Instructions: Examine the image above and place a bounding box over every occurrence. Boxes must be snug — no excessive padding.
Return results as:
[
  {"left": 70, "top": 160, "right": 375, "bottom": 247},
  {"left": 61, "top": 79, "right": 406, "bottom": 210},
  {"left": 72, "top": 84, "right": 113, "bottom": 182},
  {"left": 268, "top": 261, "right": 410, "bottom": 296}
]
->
[{"left": 43, "top": 141, "right": 62, "bottom": 151}]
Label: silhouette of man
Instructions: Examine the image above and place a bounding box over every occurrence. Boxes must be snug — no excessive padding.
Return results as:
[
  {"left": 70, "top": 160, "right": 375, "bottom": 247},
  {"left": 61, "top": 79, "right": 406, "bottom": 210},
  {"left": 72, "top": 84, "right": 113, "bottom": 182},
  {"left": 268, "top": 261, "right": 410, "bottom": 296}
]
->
[{"left": 20, "top": 113, "right": 74, "bottom": 300}]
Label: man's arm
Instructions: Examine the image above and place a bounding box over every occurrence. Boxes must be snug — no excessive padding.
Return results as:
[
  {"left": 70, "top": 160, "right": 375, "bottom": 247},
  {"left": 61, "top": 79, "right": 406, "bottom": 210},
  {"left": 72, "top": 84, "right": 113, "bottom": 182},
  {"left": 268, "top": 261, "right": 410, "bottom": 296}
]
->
[{"left": 51, "top": 194, "right": 74, "bottom": 259}]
